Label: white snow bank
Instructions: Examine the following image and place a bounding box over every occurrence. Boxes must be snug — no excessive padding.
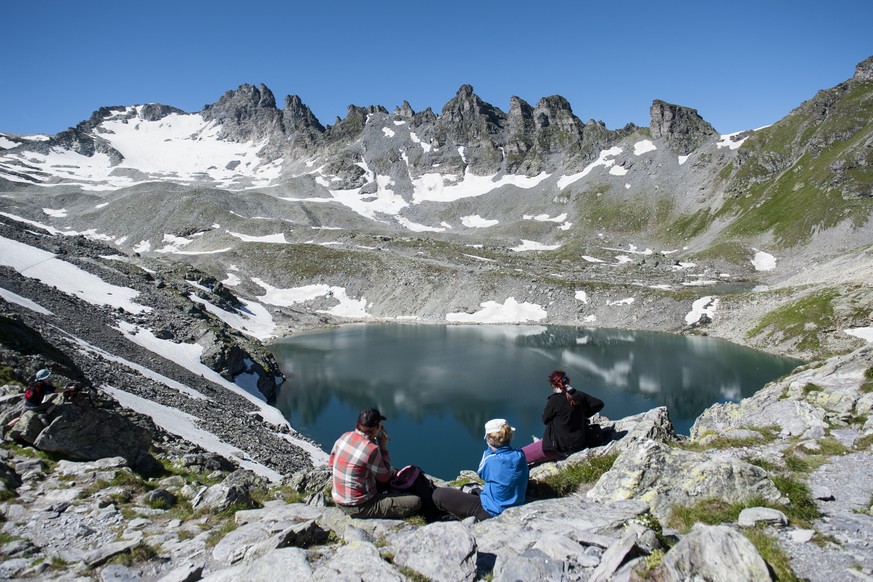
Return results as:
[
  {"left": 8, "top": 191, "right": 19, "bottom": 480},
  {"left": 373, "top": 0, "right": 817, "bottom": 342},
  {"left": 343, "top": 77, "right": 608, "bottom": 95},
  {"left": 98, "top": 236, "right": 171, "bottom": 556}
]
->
[
  {"left": 524, "top": 213, "right": 568, "bottom": 223},
  {"left": 0, "top": 285, "right": 53, "bottom": 315},
  {"left": 511, "top": 240, "right": 561, "bottom": 252},
  {"left": 446, "top": 297, "right": 547, "bottom": 323},
  {"left": 0, "top": 235, "right": 150, "bottom": 314},
  {"left": 102, "top": 385, "right": 283, "bottom": 481},
  {"left": 685, "top": 296, "right": 720, "bottom": 325},
  {"left": 557, "top": 147, "right": 622, "bottom": 189},
  {"left": 717, "top": 131, "right": 749, "bottom": 150},
  {"left": 64, "top": 332, "right": 207, "bottom": 400},
  {"left": 252, "top": 278, "right": 371, "bottom": 319},
  {"left": 411, "top": 169, "right": 549, "bottom": 205},
  {"left": 751, "top": 249, "right": 776, "bottom": 271},
  {"left": 227, "top": 231, "right": 288, "bottom": 244},
  {"left": 462, "top": 215, "right": 499, "bottom": 228},
  {"left": 188, "top": 292, "right": 277, "bottom": 341},
  {"left": 634, "top": 140, "right": 657, "bottom": 155},
  {"left": 845, "top": 327, "right": 873, "bottom": 343},
  {"left": 113, "top": 321, "right": 292, "bottom": 430}
]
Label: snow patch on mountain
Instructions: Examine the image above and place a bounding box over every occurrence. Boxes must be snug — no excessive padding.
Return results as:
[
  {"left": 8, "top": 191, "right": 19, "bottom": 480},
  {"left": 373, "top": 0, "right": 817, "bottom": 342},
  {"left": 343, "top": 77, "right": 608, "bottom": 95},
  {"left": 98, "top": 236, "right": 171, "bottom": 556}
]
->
[
  {"left": 252, "top": 278, "right": 371, "bottom": 319},
  {"left": 462, "top": 215, "right": 498, "bottom": 228},
  {"left": 0, "top": 235, "right": 150, "bottom": 314},
  {"left": 557, "top": 146, "right": 622, "bottom": 188},
  {"left": 446, "top": 297, "right": 547, "bottom": 323}
]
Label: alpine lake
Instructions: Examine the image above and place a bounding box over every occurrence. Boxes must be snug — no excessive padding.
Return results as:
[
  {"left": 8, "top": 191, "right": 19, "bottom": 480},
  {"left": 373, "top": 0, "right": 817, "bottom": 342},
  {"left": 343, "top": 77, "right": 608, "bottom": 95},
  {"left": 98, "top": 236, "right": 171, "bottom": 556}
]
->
[{"left": 269, "top": 324, "right": 802, "bottom": 480}]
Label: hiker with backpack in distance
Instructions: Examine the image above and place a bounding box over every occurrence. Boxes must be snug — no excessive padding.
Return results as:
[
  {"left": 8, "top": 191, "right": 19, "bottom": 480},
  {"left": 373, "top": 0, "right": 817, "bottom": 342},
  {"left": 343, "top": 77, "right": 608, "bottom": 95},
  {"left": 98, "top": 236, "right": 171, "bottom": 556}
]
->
[
  {"left": 431, "top": 418, "right": 528, "bottom": 522},
  {"left": 328, "top": 407, "right": 421, "bottom": 519},
  {"left": 522, "top": 370, "right": 605, "bottom": 466},
  {"left": 23, "top": 369, "right": 62, "bottom": 414}
]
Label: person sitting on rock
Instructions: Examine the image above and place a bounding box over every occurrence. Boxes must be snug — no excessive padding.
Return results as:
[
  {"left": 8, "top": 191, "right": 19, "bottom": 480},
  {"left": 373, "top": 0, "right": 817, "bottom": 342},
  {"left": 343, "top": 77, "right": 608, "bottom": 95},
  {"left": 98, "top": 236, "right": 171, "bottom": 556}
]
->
[
  {"left": 328, "top": 407, "right": 421, "bottom": 519},
  {"left": 432, "top": 418, "right": 528, "bottom": 521},
  {"left": 23, "top": 369, "right": 61, "bottom": 415},
  {"left": 522, "top": 370, "right": 604, "bottom": 466}
]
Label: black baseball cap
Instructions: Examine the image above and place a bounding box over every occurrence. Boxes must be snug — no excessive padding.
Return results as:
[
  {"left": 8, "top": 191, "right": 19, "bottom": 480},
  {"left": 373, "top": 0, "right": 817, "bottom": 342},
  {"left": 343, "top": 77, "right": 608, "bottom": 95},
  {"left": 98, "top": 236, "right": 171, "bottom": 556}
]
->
[{"left": 357, "top": 407, "right": 387, "bottom": 428}]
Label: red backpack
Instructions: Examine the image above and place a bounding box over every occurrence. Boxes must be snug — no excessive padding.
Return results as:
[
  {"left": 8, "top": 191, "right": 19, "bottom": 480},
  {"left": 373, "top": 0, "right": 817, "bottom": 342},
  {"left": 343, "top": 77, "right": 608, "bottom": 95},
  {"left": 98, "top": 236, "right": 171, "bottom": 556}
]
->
[{"left": 24, "top": 381, "right": 45, "bottom": 405}]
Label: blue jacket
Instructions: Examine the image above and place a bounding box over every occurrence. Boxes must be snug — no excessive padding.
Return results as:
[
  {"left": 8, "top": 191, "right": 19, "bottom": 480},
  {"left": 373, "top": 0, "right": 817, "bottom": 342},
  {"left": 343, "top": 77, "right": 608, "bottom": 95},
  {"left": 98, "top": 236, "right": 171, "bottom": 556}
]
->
[{"left": 477, "top": 445, "right": 528, "bottom": 516}]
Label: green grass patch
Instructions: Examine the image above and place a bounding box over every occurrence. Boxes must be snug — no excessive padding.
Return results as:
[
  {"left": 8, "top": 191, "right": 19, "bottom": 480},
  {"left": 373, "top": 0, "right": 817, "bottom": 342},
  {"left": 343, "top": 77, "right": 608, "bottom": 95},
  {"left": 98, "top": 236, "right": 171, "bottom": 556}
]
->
[
  {"left": 715, "top": 83, "right": 873, "bottom": 248},
  {"left": 783, "top": 452, "right": 822, "bottom": 474},
  {"left": 668, "top": 496, "right": 771, "bottom": 532},
  {"left": 861, "top": 367, "right": 873, "bottom": 393},
  {"left": 743, "top": 456, "right": 780, "bottom": 473},
  {"left": 205, "top": 517, "right": 238, "bottom": 548},
  {"left": 747, "top": 288, "right": 839, "bottom": 355},
  {"left": 661, "top": 209, "right": 714, "bottom": 242},
  {"left": 107, "top": 542, "right": 159, "bottom": 567},
  {"left": 816, "top": 436, "right": 849, "bottom": 456},
  {"left": 404, "top": 514, "right": 427, "bottom": 526},
  {"left": 680, "top": 425, "right": 780, "bottom": 451},
  {"left": 536, "top": 453, "right": 618, "bottom": 497},
  {"left": 854, "top": 433, "right": 873, "bottom": 451},
  {"left": 688, "top": 240, "right": 750, "bottom": 266},
  {"left": 802, "top": 383, "right": 823, "bottom": 396},
  {"left": 445, "top": 475, "right": 482, "bottom": 488},
  {"left": 743, "top": 527, "right": 802, "bottom": 582},
  {"left": 0, "top": 531, "right": 21, "bottom": 544},
  {"left": 770, "top": 475, "right": 820, "bottom": 527}
]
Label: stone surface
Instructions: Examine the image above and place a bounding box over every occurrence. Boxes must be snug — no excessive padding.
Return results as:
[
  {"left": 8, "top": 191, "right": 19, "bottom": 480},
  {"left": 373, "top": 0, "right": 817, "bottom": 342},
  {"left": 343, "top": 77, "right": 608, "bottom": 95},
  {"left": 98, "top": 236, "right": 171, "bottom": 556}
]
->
[{"left": 658, "top": 524, "right": 771, "bottom": 582}]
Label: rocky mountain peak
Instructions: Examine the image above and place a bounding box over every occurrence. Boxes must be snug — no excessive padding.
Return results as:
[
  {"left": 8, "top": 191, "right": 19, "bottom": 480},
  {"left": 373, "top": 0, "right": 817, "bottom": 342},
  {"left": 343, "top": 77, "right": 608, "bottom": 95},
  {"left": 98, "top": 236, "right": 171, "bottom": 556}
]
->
[
  {"left": 854, "top": 55, "right": 873, "bottom": 82},
  {"left": 395, "top": 100, "right": 416, "bottom": 118},
  {"left": 649, "top": 99, "right": 717, "bottom": 154},
  {"left": 439, "top": 84, "right": 506, "bottom": 127},
  {"left": 324, "top": 104, "right": 389, "bottom": 142},
  {"left": 534, "top": 95, "right": 582, "bottom": 136},
  {"left": 201, "top": 83, "right": 283, "bottom": 142},
  {"left": 282, "top": 94, "right": 325, "bottom": 133}
]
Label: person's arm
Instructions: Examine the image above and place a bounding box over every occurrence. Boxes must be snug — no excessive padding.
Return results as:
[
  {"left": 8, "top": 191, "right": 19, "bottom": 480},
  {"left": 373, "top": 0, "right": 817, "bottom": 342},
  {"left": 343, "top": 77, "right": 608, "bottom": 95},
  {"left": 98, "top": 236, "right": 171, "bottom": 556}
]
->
[
  {"left": 581, "top": 392, "right": 605, "bottom": 416},
  {"left": 477, "top": 450, "right": 493, "bottom": 481},
  {"left": 369, "top": 444, "right": 393, "bottom": 483},
  {"left": 541, "top": 397, "right": 558, "bottom": 424}
]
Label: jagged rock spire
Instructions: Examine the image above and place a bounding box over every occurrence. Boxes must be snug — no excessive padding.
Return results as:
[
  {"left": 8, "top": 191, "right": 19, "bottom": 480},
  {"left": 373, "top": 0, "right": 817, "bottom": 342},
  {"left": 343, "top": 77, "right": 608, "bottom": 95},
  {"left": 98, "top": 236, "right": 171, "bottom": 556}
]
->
[
  {"left": 283, "top": 95, "right": 325, "bottom": 133},
  {"left": 201, "top": 83, "right": 283, "bottom": 142},
  {"left": 650, "top": 100, "right": 717, "bottom": 154}
]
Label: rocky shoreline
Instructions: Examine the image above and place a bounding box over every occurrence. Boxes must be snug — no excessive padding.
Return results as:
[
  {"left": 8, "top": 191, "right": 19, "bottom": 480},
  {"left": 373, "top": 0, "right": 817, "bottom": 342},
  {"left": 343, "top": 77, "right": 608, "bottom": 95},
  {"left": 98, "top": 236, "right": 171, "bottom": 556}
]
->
[{"left": 0, "top": 344, "right": 870, "bottom": 580}]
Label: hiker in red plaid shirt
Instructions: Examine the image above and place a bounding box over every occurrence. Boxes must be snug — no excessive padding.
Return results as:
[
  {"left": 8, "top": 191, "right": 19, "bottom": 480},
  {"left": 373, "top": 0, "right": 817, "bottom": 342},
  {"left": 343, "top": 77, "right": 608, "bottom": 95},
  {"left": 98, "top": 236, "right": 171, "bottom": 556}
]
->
[{"left": 329, "top": 407, "right": 421, "bottom": 519}]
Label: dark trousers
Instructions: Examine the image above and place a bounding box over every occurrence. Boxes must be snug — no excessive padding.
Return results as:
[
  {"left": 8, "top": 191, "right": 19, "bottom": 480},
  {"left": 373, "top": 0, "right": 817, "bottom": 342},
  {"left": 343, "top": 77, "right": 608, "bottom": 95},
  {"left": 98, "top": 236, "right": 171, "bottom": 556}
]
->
[{"left": 432, "top": 487, "right": 492, "bottom": 522}]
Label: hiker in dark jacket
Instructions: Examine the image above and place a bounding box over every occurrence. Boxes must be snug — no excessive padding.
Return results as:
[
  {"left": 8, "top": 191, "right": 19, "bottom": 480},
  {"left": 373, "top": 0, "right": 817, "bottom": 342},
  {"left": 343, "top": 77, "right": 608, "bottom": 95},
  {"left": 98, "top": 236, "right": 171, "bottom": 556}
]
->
[
  {"left": 23, "top": 369, "right": 59, "bottom": 412},
  {"left": 521, "top": 370, "right": 604, "bottom": 465}
]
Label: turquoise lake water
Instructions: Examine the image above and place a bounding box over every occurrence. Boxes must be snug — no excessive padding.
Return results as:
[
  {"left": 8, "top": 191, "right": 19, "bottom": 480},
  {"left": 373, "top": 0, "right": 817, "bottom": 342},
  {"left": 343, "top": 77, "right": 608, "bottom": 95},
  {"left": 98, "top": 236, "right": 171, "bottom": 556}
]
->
[{"left": 270, "top": 324, "right": 802, "bottom": 480}]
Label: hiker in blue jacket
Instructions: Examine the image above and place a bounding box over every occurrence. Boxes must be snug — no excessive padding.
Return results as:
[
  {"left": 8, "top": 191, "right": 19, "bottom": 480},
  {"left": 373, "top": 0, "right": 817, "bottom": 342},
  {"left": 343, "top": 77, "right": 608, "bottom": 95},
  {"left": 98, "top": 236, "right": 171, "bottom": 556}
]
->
[{"left": 432, "top": 418, "right": 528, "bottom": 521}]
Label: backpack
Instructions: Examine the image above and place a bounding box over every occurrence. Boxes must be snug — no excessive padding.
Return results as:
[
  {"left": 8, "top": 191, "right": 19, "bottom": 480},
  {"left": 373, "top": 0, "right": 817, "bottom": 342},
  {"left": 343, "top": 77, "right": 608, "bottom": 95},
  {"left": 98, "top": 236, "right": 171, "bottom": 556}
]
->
[
  {"left": 390, "top": 465, "right": 441, "bottom": 521},
  {"left": 24, "top": 381, "right": 45, "bottom": 405}
]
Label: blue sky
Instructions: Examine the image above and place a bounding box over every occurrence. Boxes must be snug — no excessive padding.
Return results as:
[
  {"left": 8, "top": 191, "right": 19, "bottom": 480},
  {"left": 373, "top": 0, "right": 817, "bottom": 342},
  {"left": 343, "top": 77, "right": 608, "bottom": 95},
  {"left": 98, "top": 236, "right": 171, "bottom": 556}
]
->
[{"left": 2, "top": 1, "right": 870, "bottom": 136}]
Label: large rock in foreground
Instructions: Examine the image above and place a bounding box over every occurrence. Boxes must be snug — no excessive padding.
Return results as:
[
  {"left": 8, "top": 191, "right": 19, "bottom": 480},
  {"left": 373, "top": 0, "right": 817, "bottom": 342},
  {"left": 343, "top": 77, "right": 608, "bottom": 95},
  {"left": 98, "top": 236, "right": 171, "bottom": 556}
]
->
[
  {"left": 657, "top": 524, "right": 772, "bottom": 582},
  {"left": 31, "top": 398, "right": 152, "bottom": 466},
  {"left": 586, "top": 439, "right": 782, "bottom": 521}
]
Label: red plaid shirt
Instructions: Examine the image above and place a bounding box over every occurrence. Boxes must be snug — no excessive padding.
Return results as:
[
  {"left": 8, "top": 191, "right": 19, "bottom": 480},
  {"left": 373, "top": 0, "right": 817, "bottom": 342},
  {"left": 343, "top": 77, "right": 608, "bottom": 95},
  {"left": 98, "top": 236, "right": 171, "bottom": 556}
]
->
[{"left": 329, "top": 429, "right": 392, "bottom": 506}]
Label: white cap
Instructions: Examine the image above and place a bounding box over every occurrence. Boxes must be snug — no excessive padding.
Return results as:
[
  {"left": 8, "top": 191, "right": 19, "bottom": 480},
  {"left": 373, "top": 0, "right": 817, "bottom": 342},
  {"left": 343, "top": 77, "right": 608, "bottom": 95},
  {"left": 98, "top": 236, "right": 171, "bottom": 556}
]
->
[
  {"left": 35, "top": 369, "right": 51, "bottom": 381},
  {"left": 484, "top": 418, "right": 516, "bottom": 437}
]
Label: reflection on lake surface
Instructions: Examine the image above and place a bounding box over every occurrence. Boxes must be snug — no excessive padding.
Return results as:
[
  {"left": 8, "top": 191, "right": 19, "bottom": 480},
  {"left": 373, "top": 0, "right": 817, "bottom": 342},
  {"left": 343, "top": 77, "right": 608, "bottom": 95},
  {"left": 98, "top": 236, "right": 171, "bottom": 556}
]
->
[{"left": 270, "top": 324, "right": 802, "bottom": 480}]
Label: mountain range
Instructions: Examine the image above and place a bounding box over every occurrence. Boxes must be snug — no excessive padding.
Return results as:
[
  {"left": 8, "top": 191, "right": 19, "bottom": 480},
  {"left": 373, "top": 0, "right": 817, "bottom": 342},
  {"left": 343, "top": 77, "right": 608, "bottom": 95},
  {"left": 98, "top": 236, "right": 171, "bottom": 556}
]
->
[{"left": 1, "top": 56, "right": 872, "bottom": 362}]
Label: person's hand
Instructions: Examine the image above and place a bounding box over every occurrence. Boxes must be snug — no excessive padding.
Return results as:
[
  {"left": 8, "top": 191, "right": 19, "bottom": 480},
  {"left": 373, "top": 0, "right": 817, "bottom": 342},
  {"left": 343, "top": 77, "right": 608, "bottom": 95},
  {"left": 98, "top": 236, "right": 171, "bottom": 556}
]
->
[{"left": 377, "top": 427, "right": 389, "bottom": 449}]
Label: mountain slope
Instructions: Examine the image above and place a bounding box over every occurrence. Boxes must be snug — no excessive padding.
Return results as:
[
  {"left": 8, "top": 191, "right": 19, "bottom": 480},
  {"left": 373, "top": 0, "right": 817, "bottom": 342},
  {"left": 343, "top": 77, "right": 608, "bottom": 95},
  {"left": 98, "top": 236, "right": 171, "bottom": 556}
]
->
[{"left": 0, "top": 57, "right": 871, "bottom": 361}]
